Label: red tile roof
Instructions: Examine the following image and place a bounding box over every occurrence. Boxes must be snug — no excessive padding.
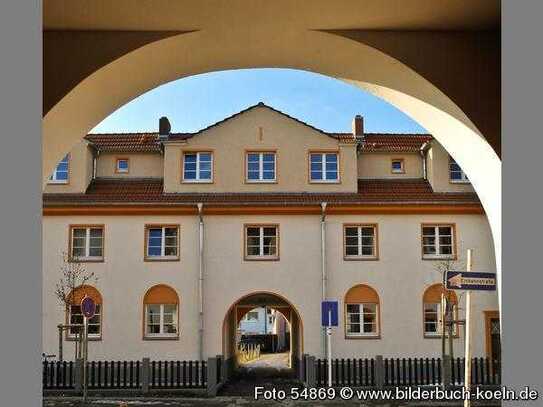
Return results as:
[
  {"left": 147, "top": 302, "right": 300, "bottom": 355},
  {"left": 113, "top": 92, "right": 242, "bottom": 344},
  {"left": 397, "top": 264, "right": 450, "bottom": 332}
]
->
[
  {"left": 85, "top": 133, "right": 163, "bottom": 153},
  {"left": 43, "top": 178, "right": 479, "bottom": 206},
  {"left": 360, "top": 133, "right": 433, "bottom": 152}
]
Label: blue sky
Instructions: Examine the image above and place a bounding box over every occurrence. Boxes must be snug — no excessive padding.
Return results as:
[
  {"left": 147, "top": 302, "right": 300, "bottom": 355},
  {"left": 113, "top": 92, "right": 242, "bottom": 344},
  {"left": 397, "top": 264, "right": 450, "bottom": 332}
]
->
[{"left": 92, "top": 68, "right": 426, "bottom": 134}]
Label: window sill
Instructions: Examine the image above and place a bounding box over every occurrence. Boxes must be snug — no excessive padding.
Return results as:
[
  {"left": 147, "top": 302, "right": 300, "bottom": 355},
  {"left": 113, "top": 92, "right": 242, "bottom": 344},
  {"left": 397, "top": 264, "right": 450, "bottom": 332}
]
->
[
  {"left": 309, "top": 180, "right": 340, "bottom": 184},
  {"left": 449, "top": 180, "right": 470, "bottom": 184},
  {"left": 245, "top": 180, "right": 277, "bottom": 184},
  {"left": 424, "top": 334, "right": 460, "bottom": 339},
  {"left": 181, "top": 180, "right": 213, "bottom": 184},
  {"left": 66, "top": 336, "right": 102, "bottom": 342},
  {"left": 345, "top": 334, "right": 381, "bottom": 340},
  {"left": 144, "top": 257, "right": 180, "bottom": 262},
  {"left": 422, "top": 255, "right": 456, "bottom": 261},
  {"left": 244, "top": 256, "right": 279, "bottom": 262},
  {"left": 69, "top": 257, "right": 104, "bottom": 263},
  {"left": 344, "top": 256, "right": 379, "bottom": 261},
  {"left": 143, "top": 335, "right": 179, "bottom": 341},
  {"left": 47, "top": 180, "right": 69, "bottom": 185}
]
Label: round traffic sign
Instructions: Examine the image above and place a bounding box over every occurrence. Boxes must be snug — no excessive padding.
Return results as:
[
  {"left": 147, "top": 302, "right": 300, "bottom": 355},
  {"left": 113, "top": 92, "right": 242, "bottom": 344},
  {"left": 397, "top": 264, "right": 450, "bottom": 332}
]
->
[{"left": 80, "top": 296, "right": 96, "bottom": 319}]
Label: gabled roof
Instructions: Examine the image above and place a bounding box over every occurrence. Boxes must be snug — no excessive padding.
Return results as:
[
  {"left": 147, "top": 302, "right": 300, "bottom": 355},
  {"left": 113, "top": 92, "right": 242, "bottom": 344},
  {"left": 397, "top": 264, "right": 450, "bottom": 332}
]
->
[{"left": 84, "top": 102, "right": 430, "bottom": 153}]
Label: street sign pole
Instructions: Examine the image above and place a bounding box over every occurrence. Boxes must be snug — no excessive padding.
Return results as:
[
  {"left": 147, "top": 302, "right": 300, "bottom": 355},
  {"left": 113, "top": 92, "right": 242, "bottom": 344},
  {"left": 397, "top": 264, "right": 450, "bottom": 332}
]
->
[
  {"left": 327, "top": 309, "right": 332, "bottom": 388},
  {"left": 82, "top": 315, "right": 88, "bottom": 403},
  {"left": 464, "top": 249, "right": 473, "bottom": 407}
]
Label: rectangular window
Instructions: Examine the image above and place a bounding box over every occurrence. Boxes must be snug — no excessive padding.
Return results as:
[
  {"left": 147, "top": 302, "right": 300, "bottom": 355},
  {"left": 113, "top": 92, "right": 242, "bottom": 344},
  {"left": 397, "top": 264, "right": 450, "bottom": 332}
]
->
[
  {"left": 391, "top": 158, "right": 405, "bottom": 174},
  {"left": 183, "top": 152, "right": 213, "bottom": 182},
  {"left": 449, "top": 156, "right": 469, "bottom": 183},
  {"left": 69, "top": 304, "right": 101, "bottom": 338},
  {"left": 49, "top": 154, "right": 69, "bottom": 183},
  {"left": 424, "top": 303, "right": 441, "bottom": 335},
  {"left": 424, "top": 302, "right": 458, "bottom": 336},
  {"left": 422, "top": 224, "right": 455, "bottom": 259},
  {"left": 246, "top": 311, "right": 259, "bottom": 321},
  {"left": 116, "top": 158, "right": 129, "bottom": 173},
  {"left": 344, "top": 225, "right": 378, "bottom": 259},
  {"left": 309, "top": 152, "right": 339, "bottom": 182},
  {"left": 246, "top": 152, "right": 276, "bottom": 182},
  {"left": 70, "top": 226, "right": 104, "bottom": 261},
  {"left": 346, "top": 303, "right": 378, "bottom": 337},
  {"left": 145, "top": 304, "right": 178, "bottom": 337},
  {"left": 245, "top": 225, "right": 279, "bottom": 260},
  {"left": 145, "top": 225, "right": 179, "bottom": 260}
]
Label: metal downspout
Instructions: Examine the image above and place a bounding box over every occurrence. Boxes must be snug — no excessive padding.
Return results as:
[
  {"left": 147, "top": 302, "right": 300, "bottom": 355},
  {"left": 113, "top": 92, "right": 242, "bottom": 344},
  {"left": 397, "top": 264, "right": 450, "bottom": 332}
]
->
[
  {"left": 197, "top": 203, "right": 204, "bottom": 361},
  {"left": 420, "top": 141, "right": 430, "bottom": 180},
  {"left": 320, "top": 202, "right": 327, "bottom": 357}
]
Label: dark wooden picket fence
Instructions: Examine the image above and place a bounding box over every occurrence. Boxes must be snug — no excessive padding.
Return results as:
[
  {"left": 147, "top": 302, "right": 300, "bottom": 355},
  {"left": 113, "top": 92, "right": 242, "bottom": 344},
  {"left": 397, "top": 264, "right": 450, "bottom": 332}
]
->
[
  {"left": 42, "top": 359, "right": 207, "bottom": 391},
  {"left": 314, "top": 357, "right": 501, "bottom": 388},
  {"left": 42, "top": 360, "right": 75, "bottom": 390},
  {"left": 149, "top": 360, "right": 206, "bottom": 389},
  {"left": 450, "top": 357, "right": 501, "bottom": 386},
  {"left": 384, "top": 358, "right": 442, "bottom": 386},
  {"left": 316, "top": 358, "right": 375, "bottom": 387}
]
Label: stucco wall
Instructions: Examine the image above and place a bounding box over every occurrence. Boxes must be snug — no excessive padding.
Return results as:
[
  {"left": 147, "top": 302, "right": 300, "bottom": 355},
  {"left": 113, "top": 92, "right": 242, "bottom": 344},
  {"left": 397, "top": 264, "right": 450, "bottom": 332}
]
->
[
  {"left": 43, "top": 141, "right": 94, "bottom": 194},
  {"left": 43, "top": 212, "right": 496, "bottom": 361},
  {"left": 427, "top": 141, "right": 475, "bottom": 193},
  {"left": 163, "top": 107, "right": 358, "bottom": 193},
  {"left": 95, "top": 152, "right": 163, "bottom": 178},
  {"left": 357, "top": 152, "right": 423, "bottom": 179}
]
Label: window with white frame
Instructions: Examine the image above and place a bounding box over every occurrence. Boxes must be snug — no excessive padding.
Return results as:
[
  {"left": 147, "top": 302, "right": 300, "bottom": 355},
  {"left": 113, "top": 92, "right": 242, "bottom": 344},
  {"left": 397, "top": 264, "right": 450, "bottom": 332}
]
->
[
  {"left": 145, "top": 226, "right": 179, "bottom": 260},
  {"left": 116, "top": 158, "right": 129, "bottom": 173},
  {"left": 422, "top": 225, "right": 455, "bottom": 259},
  {"left": 247, "top": 152, "right": 276, "bottom": 182},
  {"left": 423, "top": 302, "right": 458, "bottom": 336},
  {"left": 344, "top": 225, "right": 378, "bottom": 259},
  {"left": 49, "top": 154, "right": 69, "bottom": 183},
  {"left": 391, "top": 158, "right": 405, "bottom": 174},
  {"left": 69, "top": 304, "right": 101, "bottom": 337},
  {"left": 70, "top": 226, "right": 104, "bottom": 260},
  {"left": 183, "top": 152, "right": 212, "bottom": 182},
  {"left": 145, "top": 304, "right": 178, "bottom": 337},
  {"left": 345, "top": 303, "right": 378, "bottom": 337},
  {"left": 246, "top": 311, "right": 259, "bottom": 321},
  {"left": 245, "top": 225, "right": 279, "bottom": 259},
  {"left": 449, "top": 156, "right": 469, "bottom": 183},
  {"left": 310, "top": 152, "right": 339, "bottom": 182}
]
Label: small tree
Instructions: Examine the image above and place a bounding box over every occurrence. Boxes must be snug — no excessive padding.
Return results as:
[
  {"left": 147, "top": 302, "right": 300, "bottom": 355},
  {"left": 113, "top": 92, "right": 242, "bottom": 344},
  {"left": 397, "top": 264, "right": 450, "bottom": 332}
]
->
[{"left": 54, "top": 252, "right": 98, "bottom": 359}]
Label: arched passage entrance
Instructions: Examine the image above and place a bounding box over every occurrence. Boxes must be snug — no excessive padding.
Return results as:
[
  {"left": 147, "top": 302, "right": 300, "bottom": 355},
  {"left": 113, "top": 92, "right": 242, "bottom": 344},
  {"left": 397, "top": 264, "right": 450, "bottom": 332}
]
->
[{"left": 222, "top": 292, "right": 303, "bottom": 378}]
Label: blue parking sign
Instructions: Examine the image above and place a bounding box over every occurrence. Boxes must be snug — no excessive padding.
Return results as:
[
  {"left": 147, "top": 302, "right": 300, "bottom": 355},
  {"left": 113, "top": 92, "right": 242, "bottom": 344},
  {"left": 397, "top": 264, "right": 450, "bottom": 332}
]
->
[{"left": 321, "top": 301, "right": 339, "bottom": 327}]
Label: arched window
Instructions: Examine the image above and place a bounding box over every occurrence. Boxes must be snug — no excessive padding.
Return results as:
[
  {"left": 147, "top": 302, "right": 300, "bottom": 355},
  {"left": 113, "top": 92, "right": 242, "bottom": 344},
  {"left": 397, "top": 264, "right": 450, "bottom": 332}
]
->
[
  {"left": 344, "top": 284, "right": 380, "bottom": 338},
  {"left": 143, "top": 285, "right": 179, "bottom": 339},
  {"left": 423, "top": 284, "right": 458, "bottom": 337},
  {"left": 67, "top": 285, "right": 102, "bottom": 339}
]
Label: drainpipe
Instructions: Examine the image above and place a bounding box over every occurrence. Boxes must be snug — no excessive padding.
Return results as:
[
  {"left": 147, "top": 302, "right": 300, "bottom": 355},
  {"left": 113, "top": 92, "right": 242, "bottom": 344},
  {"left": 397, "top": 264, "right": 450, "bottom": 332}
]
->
[
  {"left": 197, "top": 203, "right": 204, "bottom": 361},
  {"left": 420, "top": 141, "right": 430, "bottom": 180},
  {"left": 320, "top": 202, "right": 327, "bottom": 358}
]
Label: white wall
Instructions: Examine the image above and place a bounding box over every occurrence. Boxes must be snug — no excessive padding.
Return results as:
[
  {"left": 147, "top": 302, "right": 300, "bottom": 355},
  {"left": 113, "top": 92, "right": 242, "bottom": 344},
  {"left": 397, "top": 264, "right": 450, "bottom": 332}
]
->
[{"left": 43, "top": 212, "right": 496, "bottom": 361}]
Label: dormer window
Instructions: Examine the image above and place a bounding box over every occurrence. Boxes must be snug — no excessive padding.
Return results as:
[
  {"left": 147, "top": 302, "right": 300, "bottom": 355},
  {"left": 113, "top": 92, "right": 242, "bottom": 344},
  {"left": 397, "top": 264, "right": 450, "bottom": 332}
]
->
[
  {"left": 391, "top": 158, "right": 405, "bottom": 174},
  {"left": 48, "top": 154, "right": 69, "bottom": 184},
  {"left": 309, "top": 152, "right": 339, "bottom": 183},
  {"left": 115, "top": 158, "right": 129, "bottom": 173},
  {"left": 449, "top": 156, "right": 469, "bottom": 183},
  {"left": 182, "top": 151, "right": 213, "bottom": 183}
]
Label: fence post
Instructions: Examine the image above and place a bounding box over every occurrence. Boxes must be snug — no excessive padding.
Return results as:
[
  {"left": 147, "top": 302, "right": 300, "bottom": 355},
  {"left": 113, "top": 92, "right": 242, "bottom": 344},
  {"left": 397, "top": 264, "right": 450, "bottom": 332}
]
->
[
  {"left": 305, "top": 356, "right": 316, "bottom": 388},
  {"left": 141, "top": 357, "right": 150, "bottom": 393},
  {"left": 442, "top": 355, "right": 452, "bottom": 389},
  {"left": 375, "top": 355, "right": 384, "bottom": 389},
  {"left": 74, "top": 358, "right": 83, "bottom": 392},
  {"left": 299, "top": 354, "right": 307, "bottom": 382},
  {"left": 207, "top": 356, "right": 218, "bottom": 396}
]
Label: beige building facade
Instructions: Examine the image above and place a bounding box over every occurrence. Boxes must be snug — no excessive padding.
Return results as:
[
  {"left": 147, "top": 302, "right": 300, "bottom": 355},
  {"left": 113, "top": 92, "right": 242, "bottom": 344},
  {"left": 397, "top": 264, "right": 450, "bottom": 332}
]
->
[{"left": 42, "top": 104, "right": 498, "bottom": 365}]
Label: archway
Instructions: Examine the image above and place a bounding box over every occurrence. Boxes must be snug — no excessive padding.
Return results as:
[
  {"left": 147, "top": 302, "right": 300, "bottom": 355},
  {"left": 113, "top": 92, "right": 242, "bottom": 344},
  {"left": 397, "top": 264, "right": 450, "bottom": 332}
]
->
[
  {"left": 222, "top": 291, "right": 303, "bottom": 380},
  {"left": 42, "top": 29, "right": 502, "bottom": 311}
]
